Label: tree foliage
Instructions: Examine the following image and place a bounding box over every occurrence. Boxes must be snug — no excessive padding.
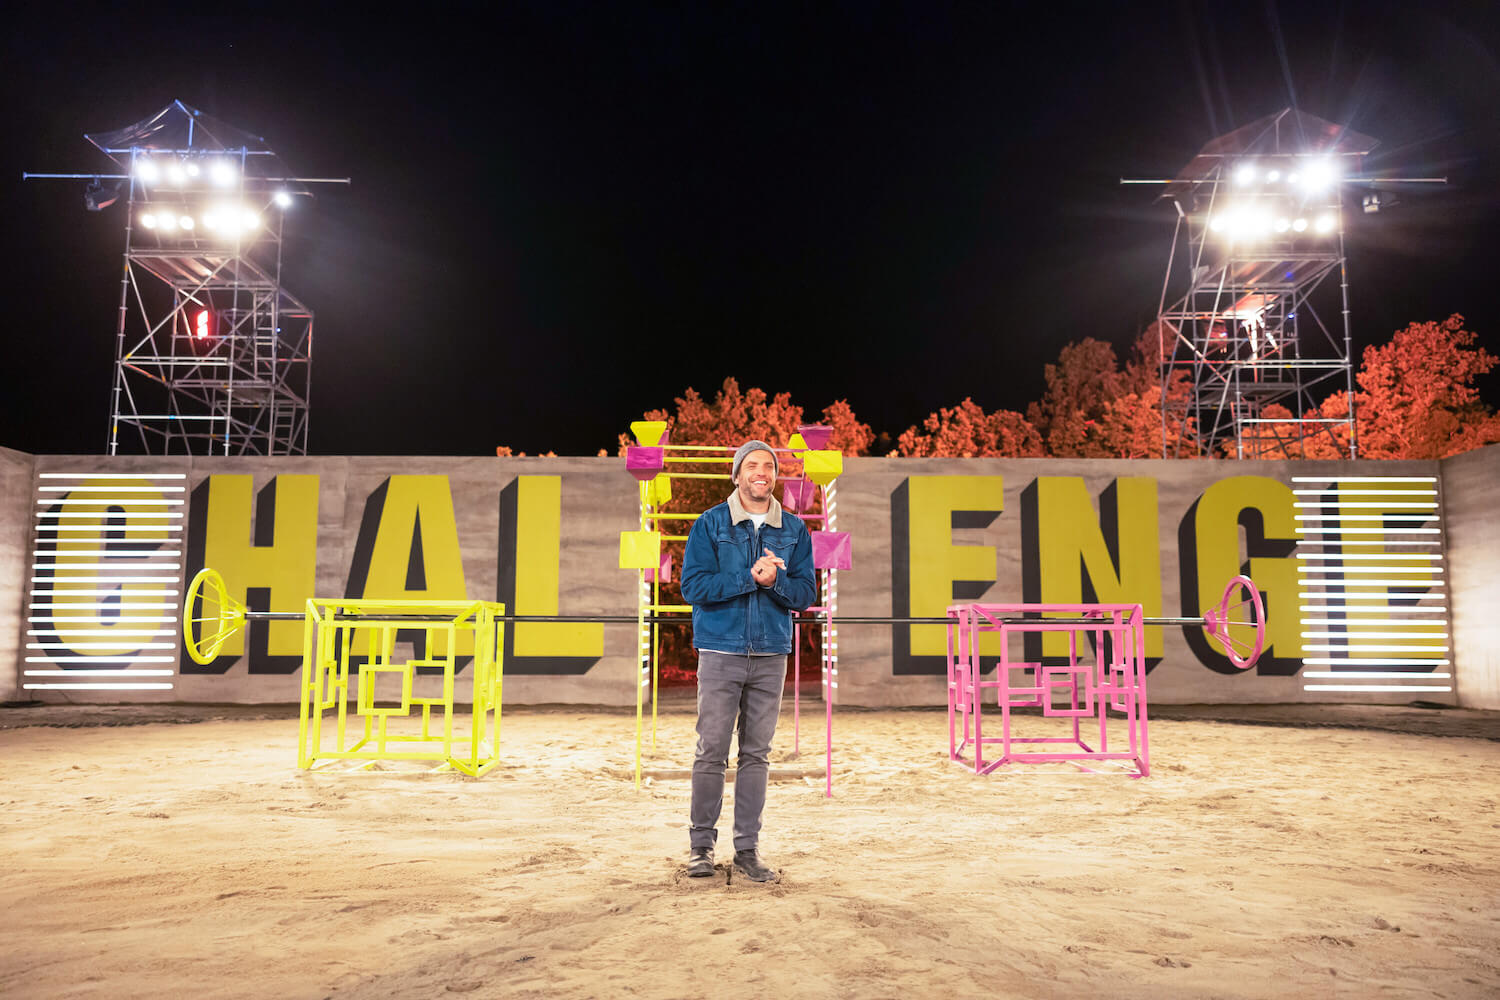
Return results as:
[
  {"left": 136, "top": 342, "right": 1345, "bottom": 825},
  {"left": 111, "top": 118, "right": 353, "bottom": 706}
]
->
[
  {"left": 611, "top": 317, "right": 1497, "bottom": 678},
  {"left": 1344, "top": 314, "right": 1500, "bottom": 459},
  {"left": 894, "top": 398, "right": 1043, "bottom": 457},
  {"left": 1259, "top": 315, "right": 1500, "bottom": 460},
  {"left": 620, "top": 378, "right": 874, "bottom": 679}
]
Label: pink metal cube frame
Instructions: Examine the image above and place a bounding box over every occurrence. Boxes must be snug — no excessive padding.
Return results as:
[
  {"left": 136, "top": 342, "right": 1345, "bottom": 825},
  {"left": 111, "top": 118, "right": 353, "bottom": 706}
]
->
[{"left": 946, "top": 576, "right": 1264, "bottom": 778}]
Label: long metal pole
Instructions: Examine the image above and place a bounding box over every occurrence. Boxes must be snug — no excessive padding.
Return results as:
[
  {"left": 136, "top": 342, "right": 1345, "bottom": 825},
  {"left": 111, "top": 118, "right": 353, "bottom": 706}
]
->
[
  {"left": 1336, "top": 207, "right": 1358, "bottom": 458},
  {"left": 230, "top": 611, "right": 1220, "bottom": 628},
  {"left": 107, "top": 170, "right": 139, "bottom": 455}
]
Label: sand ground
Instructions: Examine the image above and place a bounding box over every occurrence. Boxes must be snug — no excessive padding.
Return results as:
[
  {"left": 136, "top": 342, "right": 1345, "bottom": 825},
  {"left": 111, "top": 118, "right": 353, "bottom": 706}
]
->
[{"left": 1, "top": 699, "right": 1497, "bottom": 999}]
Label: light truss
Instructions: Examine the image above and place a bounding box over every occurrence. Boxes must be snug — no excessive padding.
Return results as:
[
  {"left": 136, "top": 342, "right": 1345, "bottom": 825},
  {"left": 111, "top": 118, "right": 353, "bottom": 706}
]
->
[
  {"left": 1146, "top": 109, "right": 1374, "bottom": 459},
  {"left": 26, "top": 100, "right": 346, "bottom": 456}
]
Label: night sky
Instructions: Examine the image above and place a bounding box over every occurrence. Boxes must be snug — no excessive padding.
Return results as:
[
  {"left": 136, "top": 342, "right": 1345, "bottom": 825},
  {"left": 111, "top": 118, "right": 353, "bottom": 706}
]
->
[{"left": 4, "top": 2, "right": 1498, "bottom": 457}]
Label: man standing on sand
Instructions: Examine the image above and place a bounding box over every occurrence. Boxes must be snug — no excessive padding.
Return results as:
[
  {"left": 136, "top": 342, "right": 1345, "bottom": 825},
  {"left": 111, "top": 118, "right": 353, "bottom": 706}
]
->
[{"left": 679, "top": 440, "right": 816, "bottom": 882}]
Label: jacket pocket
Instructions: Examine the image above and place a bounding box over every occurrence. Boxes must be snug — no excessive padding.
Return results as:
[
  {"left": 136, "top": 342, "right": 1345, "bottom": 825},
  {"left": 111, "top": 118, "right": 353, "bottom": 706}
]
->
[{"left": 760, "top": 528, "right": 796, "bottom": 567}]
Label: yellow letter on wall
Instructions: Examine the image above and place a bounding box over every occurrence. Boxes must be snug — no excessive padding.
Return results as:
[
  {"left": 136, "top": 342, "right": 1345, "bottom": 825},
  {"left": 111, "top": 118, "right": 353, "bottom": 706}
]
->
[
  {"left": 351, "top": 475, "right": 470, "bottom": 656},
  {"left": 510, "top": 476, "right": 604, "bottom": 659},
  {"left": 1031, "top": 477, "right": 1162, "bottom": 657},
  {"left": 44, "top": 478, "right": 175, "bottom": 659},
  {"left": 902, "top": 476, "right": 1006, "bottom": 662},
  {"left": 355, "top": 475, "right": 468, "bottom": 599},
  {"left": 1191, "top": 475, "right": 1302, "bottom": 667},
  {"left": 199, "top": 474, "right": 319, "bottom": 664}
]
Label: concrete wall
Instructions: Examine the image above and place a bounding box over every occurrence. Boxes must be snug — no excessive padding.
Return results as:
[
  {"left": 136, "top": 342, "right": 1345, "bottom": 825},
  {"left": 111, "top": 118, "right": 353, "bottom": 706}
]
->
[
  {"left": 1441, "top": 444, "right": 1500, "bottom": 709},
  {"left": 835, "top": 456, "right": 1449, "bottom": 706},
  {"left": 4, "top": 449, "right": 1470, "bottom": 708},
  {"left": 1, "top": 447, "right": 36, "bottom": 700}
]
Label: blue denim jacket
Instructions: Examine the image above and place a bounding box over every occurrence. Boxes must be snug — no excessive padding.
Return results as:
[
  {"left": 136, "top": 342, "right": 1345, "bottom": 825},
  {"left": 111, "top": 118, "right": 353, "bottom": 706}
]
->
[{"left": 680, "top": 491, "right": 817, "bottom": 654}]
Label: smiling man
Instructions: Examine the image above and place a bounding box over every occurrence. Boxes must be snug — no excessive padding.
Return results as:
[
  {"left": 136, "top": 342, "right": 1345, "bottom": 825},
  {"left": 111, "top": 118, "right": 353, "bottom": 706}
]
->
[{"left": 679, "top": 439, "right": 816, "bottom": 883}]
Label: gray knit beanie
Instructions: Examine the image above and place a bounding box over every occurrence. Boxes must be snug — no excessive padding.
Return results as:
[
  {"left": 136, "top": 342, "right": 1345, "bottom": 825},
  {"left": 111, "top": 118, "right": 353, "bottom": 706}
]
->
[{"left": 731, "top": 440, "right": 778, "bottom": 482}]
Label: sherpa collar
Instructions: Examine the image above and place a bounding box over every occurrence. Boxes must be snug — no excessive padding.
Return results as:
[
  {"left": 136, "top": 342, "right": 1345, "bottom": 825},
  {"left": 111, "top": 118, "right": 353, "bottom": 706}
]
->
[{"left": 727, "top": 489, "right": 782, "bottom": 528}]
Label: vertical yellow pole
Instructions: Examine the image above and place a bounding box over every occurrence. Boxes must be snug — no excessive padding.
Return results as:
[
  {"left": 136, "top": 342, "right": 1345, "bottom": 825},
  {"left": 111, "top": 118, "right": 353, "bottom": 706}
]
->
[
  {"left": 335, "top": 616, "right": 352, "bottom": 753},
  {"left": 652, "top": 544, "right": 660, "bottom": 750},
  {"left": 297, "top": 601, "right": 317, "bottom": 768},
  {"left": 635, "top": 567, "right": 645, "bottom": 790},
  {"left": 634, "top": 478, "right": 650, "bottom": 790},
  {"left": 312, "top": 603, "right": 334, "bottom": 765},
  {"left": 495, "top": 606, "right": 506, "bottom": 766},
  {"left": 469, "top": 610, "right": 485, "bottom": 771},
  {"left": 442, "top": 623, "right": 455, "bottom": 763}
]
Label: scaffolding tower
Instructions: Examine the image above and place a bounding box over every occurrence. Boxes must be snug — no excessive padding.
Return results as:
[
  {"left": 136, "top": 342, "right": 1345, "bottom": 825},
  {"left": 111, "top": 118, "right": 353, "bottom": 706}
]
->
[
  {"left": 1151, "top": 109, "right": 1375, "bottom": 459},
  {"left": 29, "top": 100, "right": 345, "bottom": 455}
]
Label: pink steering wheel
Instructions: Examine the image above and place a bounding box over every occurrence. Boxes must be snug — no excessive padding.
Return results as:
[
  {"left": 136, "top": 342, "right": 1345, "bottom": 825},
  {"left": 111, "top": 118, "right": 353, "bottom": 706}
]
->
[{"left": 1202, "top": 574, "right": 1265, "bottom": 670}]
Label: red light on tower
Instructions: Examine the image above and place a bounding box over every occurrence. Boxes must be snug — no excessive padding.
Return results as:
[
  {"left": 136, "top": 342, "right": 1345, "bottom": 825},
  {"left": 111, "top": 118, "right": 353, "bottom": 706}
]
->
[{"left": 194, "top": 309, "right": 212, "bottom": 340}]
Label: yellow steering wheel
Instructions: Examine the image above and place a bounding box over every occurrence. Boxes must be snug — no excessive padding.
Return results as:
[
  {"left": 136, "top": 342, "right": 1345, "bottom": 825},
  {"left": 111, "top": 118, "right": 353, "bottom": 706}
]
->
[{"left": 182, "top": 568, "right": 247, "bottom": 665}]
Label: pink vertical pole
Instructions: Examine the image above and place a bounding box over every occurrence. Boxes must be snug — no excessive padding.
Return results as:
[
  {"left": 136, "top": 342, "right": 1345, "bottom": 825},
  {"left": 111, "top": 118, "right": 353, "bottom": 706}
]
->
[
  {"left": 793, "top": 619, "right": 800, "bottom": 756},
  {"left": 1135, "top": 608, "right": 1150, "bottom": 775},
  {"left": 1069, "top": 627, "right": 1082, "bottom": 746},
  {"left": 824, "top": 609, "right": 833, "bottom": 798},
  {"left": 1104, "top": 614, "right": 1116, "bottom": 755},
  {"left": 974, "top": 613, "right": 987, "bottom": 774},
  {"left": 946, "top": 610, "right": 956, "bottom": 761}
]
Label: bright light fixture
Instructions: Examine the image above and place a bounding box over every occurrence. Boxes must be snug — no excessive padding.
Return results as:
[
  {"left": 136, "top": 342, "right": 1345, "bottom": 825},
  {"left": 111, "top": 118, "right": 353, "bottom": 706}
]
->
[
  {"left": 185, "top": 162, "right": 201, "bottom": 177},
  {"left": 134, "top": 158, "right": 160, "bottom": 184},
  {"left": 1209, "top": 215, "right": 1226, "bottom": 232},
  {"left": 1292, "top": 217, "right": 1309, "bottom": 232},
  {"left": 179, "top": 215, "right": 195, "bottom": 231},
  {"left": 165, "top": 162, "right": 187, "bottom": 186},
  {"left": 1274, "top": 217, "right": 1291, "bottom": 233},
  {"left": 1266, "top": 169, "right": 1281, "bottom": 182},
  {"left": 157, "top": 213, "right": 178, "bottom": 231},
  {"left": 1314, "top": 213, "right": 1336, "bottom": 234},
  {"left": 1302, "top": 158, "right": 1338, "bottom": 191},
  {"left": 209, "top": 159, "right": 237, "bottom": 186},
  {"left": 273, "top": 190, "right": 293, "bottom": 208},
  {"left": 1234, "top": 163, "right": 1256, "bottom": 186},
  {"left": 243, "top": 210, "right": 260, "bottom": 230},
  {"left": 140, "top": 213, "right": 157, "bottom": 229}
]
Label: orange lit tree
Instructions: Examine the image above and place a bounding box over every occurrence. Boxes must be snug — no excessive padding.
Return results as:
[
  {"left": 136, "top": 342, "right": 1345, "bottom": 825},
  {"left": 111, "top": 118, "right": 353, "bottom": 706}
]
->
[
  {"left": 620, "top": 378, "right": 873, "bottom": 681},
  {"left": 894, "top": 398, "right": 1043, "bottom": 457},
  {"left": 1299, "top": 315, "right": 1500, "bottom": 459}
]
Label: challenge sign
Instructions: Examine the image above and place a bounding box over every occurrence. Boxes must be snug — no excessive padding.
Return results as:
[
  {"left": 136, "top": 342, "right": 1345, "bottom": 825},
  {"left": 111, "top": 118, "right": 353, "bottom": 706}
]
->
[{"left": 14, "top": 454, "right": 1453, "bottom": 706}]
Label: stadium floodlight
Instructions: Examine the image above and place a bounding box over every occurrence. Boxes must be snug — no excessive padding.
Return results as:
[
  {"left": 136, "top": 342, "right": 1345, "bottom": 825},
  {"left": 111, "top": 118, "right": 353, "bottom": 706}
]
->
[
  {"left": 273, "top": 190, "right": 293, "bottom": 208},
  {"left": 20, "top": 100, "right": 344, "bottom": 458},
  {"left": 1314, "top": 213, "right": 1336, "bottom": 234},
  {"left": 1301, "top": 158, "right": 1337, "bottom": 192},
  {"left": 1234, "top": 163, "right": 1256, "bottom": 186},
  {"left": 1292, "top": 217, "right": 1309, "bottom": 232}
]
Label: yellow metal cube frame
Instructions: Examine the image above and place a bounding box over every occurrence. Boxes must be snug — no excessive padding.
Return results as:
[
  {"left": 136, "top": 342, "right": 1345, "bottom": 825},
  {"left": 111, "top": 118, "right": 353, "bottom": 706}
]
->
[
  {"left": 298, "top": 597, "right": 505, "bottom": 776},
  {"left": 184, "top": 569, "right": 505, "bottom": 777}
]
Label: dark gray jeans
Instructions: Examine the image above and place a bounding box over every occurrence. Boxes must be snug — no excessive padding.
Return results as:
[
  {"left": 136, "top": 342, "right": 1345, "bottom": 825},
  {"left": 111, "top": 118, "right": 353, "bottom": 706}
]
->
[{"left": 689, "top": 651, "right": 786, "bottom": 852}]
